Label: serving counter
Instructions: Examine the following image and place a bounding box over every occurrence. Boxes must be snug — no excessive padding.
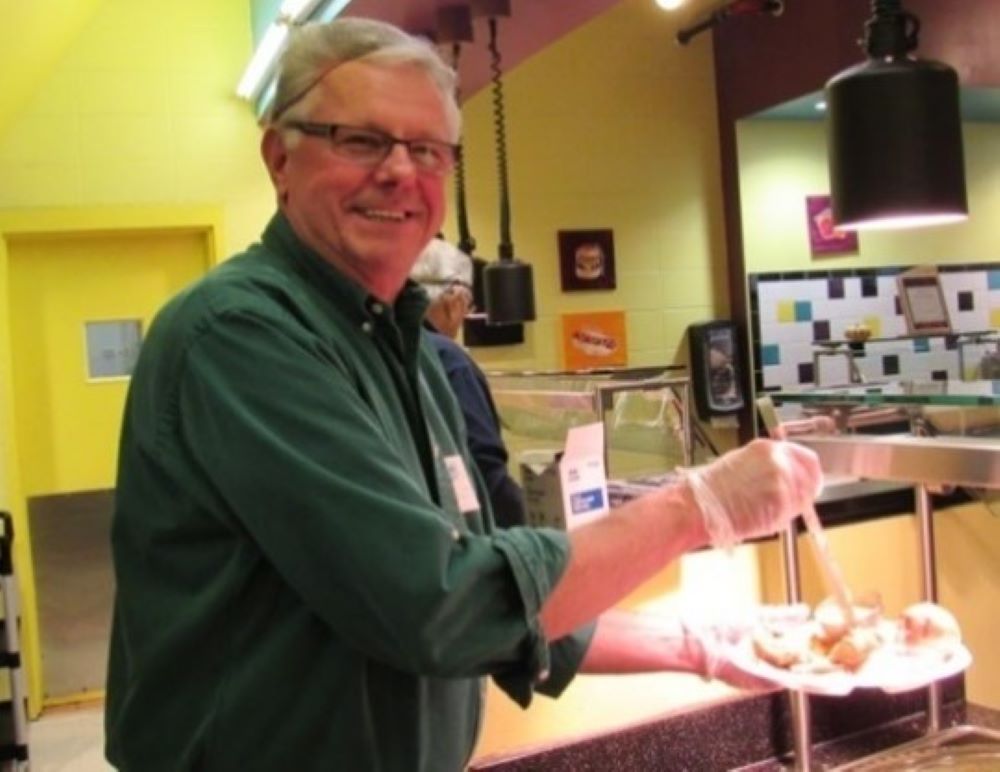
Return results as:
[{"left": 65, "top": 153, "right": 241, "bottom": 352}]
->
[{"left": 471, "top": 380, "right": 1000, "bottom": 770}]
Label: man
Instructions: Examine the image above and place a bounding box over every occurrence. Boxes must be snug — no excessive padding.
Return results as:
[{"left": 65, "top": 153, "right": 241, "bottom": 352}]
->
[
  {"left": 105, "top": 18, "right": 822, "bottom": 771},
  {"left": 410, "top": 237, "right": 527, "bottom": 528}
]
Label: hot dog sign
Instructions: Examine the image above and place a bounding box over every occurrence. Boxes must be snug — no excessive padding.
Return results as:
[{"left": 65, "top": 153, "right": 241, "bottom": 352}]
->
[{"left": 561, "top": 311, "right": 628, "bottom": 369}]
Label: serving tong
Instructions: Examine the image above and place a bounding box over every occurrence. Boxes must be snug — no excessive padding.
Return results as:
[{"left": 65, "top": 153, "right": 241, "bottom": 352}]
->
[{"left": 756, "top": 397, "right": 856, "bottom": 629}]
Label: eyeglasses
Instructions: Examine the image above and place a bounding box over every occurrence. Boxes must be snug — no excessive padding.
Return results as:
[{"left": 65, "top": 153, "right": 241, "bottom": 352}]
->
[{"left": 284, "top": 121, "right": 459, "bottom": 175}]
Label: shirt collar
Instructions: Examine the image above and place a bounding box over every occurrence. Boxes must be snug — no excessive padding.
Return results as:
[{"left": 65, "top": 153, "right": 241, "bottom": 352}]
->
[{"left": 260, "top": 211, "right": 430, "bottom": 328}]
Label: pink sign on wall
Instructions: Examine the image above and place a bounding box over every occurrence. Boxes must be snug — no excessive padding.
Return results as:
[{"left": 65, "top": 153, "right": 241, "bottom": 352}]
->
[{"left": 806, "top": 194, "right": 859, "bottom": 256}]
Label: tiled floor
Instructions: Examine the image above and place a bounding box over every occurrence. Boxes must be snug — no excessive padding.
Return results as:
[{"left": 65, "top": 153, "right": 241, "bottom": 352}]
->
[{"left": 29, "top": 703, "right": 109, "bottom": 772}]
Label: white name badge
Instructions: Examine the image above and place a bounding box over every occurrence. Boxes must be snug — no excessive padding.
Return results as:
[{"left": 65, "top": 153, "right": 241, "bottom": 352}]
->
[{"left": 443, "top": 454, "right": 481, "bottom": 514}]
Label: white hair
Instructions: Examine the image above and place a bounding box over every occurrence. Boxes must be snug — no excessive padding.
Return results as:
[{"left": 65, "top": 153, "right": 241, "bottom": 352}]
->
[
  {"left": 410, "top": 239, "right": 473, "bottom": 301},
  {"left": 267, "top": 18, "right": 460, "bottom": 136}
]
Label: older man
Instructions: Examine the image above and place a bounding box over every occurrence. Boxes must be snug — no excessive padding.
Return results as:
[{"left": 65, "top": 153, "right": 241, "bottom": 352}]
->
[{"left": 105, "top": 17, "right": 822, "bottom": 772}]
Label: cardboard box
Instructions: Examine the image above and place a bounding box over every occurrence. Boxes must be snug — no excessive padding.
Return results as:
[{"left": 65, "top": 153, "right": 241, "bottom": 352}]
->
[{"left": 519, "top": 422, "right": 609, "bottom": 530}]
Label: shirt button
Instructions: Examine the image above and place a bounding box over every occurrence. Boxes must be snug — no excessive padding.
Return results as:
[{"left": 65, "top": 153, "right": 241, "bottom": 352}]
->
[
  {"left": 370, "top": 302, "right": 384, "bottom": 315},
  {"left": 361, "top": 321, "right": 373, "bottom": 334},
  {"left": 451, "top": 528, "right": 461, "bottom": 541}
]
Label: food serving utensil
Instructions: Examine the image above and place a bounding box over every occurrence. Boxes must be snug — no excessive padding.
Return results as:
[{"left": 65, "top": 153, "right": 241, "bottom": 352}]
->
[
  {"left": 756, "top": 396, "right": 856, "bottom": 628},
  {"left": 801, "top": 501, "right": 856, "bottom": 628}
]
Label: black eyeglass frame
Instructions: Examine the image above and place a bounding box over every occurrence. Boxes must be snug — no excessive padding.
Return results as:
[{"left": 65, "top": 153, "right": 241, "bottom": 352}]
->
[{"left": 283, "top": 121, "right": 460, "bottom": 174}]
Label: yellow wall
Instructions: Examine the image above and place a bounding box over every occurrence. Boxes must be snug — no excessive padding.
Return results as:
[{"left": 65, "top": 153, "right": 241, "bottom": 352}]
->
[
  {"left": 0, "top": 0, "right": 105, "bottom": 133},
  {"left": 737, "top": 120, "right": 1000, "bottom": 273},
  {"left": 456, "top": 0, "right": 731, "bottom": 373},
  {"left": 0, "top": 0, "right": 272, "bottom": 255}
]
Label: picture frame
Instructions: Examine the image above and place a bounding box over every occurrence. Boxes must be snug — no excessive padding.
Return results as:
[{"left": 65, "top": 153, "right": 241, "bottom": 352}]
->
[
  {"left": 560, "top": 310, "right": 628, "bottom": 370},
  {"left": 558, "top": 229, "right": 616, "bottom": 291},
  {"left": 897, "top": 266, "right": 952, "bottom": 336},
  {"left": 806, "top": 194, "right": 859, "bottom": 256}
]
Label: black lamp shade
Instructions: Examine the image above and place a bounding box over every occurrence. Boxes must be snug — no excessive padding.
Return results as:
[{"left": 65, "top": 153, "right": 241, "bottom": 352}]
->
[
  {"left": 483, "top": 259, "right": 535, "bottom": 324},
  {"left": 826, "top": 57, "right": 967, "bottom": 230}
]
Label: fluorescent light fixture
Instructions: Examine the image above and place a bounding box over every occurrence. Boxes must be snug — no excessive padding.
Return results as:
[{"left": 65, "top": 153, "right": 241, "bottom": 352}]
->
[
  {"left": 236, "top": 23, "right": 290, "bottom": 100},
  {"left": 654, "top": 0, "right": 687, "bottom": 9},
  {"left": 236, "top": 0, "right": 354, "bottom": 103}
]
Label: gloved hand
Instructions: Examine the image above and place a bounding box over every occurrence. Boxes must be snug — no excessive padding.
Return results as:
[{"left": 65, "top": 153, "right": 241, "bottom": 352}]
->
[
  {"left": 680, "top": 439, "right": 823, "bottom": 549},
  {"left": 683, "top": 604, "right": 811, "bottom": 690}
]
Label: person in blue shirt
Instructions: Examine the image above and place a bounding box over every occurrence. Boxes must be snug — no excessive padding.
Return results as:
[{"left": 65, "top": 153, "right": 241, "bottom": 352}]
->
[{"left": 411, "top": 238, "right": 527, "bottom": 528}]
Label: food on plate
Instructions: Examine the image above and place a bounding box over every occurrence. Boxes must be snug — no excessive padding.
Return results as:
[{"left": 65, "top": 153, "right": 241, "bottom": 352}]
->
[
  {"left": 900, "top": 602, "right": 962, "bottom": 652},
  {"left": 813, "top": 591, "right": 882, "bottom": 646},
  {"left": 752, "top": 621, "right": 815, "bottom": 670},
  {"left": 749, "top": 596, "right": 962, "bottom": 675},
  {"left": 826, "top": 625, "right": 882, "bottom": 671}
]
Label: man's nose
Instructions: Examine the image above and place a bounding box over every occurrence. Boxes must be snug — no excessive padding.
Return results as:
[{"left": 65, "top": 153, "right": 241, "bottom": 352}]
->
[{"left": 375, "top": 142, "right": 418, "bottom": 178}]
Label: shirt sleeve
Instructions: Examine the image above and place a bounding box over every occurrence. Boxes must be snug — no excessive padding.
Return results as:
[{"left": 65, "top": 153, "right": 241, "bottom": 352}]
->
[
  {"left": 169, "top": 302, "right": 571, "bottom": 683},
  {"left": 492, "top": 622, "right": 597, "bottom": 708}
]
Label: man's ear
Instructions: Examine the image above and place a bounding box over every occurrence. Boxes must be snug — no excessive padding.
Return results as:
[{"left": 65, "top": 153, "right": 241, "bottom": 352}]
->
[{"left": 261, "top": 127, "right": 290, "bottom": 197}]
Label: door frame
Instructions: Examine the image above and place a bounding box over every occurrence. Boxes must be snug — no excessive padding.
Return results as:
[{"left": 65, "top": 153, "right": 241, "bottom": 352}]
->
[{"left": 0, "top": 205, "right": 223, "bottom": 716}]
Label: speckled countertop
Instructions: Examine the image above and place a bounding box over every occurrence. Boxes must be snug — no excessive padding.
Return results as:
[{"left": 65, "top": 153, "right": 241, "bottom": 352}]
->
[{"left": 469, "top": 676, "right": 1000, "bottom": 771}]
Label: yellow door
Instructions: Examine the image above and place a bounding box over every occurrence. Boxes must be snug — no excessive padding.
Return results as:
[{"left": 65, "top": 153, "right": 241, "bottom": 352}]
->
[{"left": 7, "top": 227, "right": 209, "bottom": 706}]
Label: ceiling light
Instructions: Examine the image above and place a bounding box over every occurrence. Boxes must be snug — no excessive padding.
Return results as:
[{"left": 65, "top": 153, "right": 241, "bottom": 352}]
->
[
  {"left": 236, "top": 23, "right": 290, "bottom": 100},
  {"left": 236, "top": 0, "right": 354, "bottom": 107},
  {"left": 654, "top": 0, "right": 687, "bottom": 10}
]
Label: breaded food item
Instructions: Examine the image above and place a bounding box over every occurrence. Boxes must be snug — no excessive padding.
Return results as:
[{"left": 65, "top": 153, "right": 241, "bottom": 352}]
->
[
  {"left": 827, "top": 626, "right": 883, "bottom": 671},
  {"left": 752, "top": 620, "right": 817, "bottom": 669},
  {"left": 814, "top": 591, "right": 882, "bottom": 646},
  {"left": 900, "top": 602, "right": 961, "bottom": 650}
]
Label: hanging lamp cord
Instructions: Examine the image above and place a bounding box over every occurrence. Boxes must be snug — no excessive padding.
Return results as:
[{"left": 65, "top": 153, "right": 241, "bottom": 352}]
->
[
  {"left": 864, "top": 0, "right": 919, "bottom": 59},
  {"left": 488, "top": 17, "right": 515, "bottom": 261},
  {"left": 450, "top": 42, "right": 476, "bottom": 256}
]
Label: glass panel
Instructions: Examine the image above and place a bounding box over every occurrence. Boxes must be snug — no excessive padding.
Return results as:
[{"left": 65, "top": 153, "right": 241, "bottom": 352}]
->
[
  {"left": 84, "top": 319, "right": 142, "bottom": 379},
  {"left": 771, "top": 380, "right": 1000, "bottom": 408}
]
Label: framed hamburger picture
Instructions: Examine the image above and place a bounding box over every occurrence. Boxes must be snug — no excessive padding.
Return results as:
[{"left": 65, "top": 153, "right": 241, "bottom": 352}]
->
[
  {"left": 557, "top": 229, "right": 616, "bottom": 291},
  {"left": 561, "top": 311, "right": 628, "bottom": 370}
]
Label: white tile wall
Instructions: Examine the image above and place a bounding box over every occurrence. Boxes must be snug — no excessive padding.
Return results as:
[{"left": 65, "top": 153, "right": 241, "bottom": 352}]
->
[{"left": 751, "top": 264, "right": 1000, "bottom": 390}]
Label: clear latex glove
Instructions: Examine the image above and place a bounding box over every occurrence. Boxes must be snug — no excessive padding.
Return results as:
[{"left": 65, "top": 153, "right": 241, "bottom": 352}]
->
[
  {"left": 679, "top": 439, "right": 823, "bottom": 549},
  {"left": 683, "top": 604, "right": 811, "bottom": 690}
]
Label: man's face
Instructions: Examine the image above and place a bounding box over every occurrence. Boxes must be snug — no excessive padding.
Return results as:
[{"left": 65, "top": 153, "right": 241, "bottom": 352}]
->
[{"left": 263, "top": 60, "right": 456, "bottom": 300}]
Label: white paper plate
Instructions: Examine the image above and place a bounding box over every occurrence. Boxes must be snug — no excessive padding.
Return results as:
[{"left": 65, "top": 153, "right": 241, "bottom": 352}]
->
[{"left": 728, "top": 629, "right": 972, "bottom": 696}]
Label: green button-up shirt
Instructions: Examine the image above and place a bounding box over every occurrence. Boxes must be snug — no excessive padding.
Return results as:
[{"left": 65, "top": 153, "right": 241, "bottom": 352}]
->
[{"left": 105, "top": 213, "right": 592, "bottom": 771}]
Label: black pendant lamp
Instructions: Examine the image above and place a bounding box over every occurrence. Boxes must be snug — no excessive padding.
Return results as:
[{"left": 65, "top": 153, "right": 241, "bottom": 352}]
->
[
  {"left": 475, "top": 0, "right": 535, "bottom": 325},
  {"left": 825, "top": 0, "right": 967, "bottom": 231},
  {"left": 437, "top": 4, "right": 526, "bottom": 346}
]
